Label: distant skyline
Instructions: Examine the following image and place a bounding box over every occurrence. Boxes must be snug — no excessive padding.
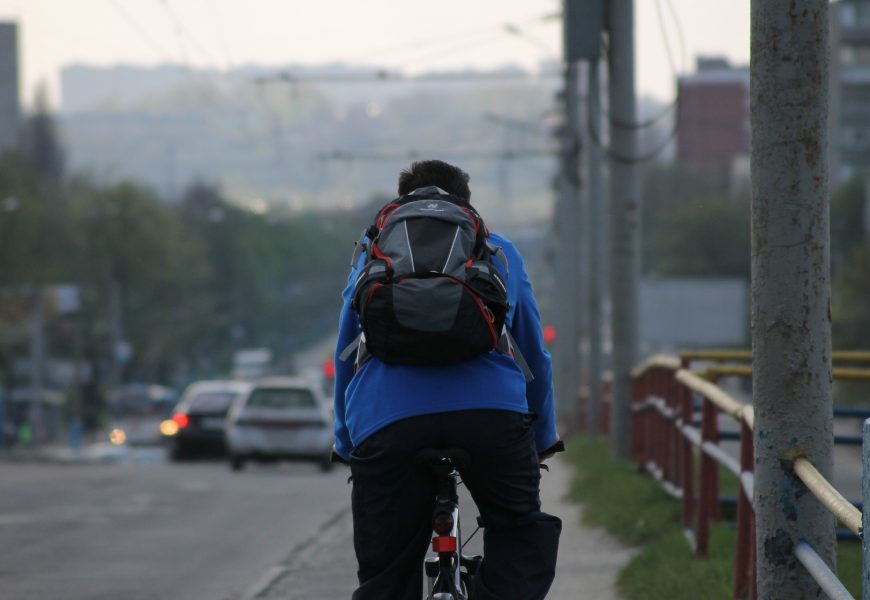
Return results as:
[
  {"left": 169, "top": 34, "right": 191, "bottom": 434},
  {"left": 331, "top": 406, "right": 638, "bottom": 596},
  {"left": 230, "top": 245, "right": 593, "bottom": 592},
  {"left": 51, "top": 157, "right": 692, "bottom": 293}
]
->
[{"left": 0, "top": 0, "right": 750, "bottom": 109}]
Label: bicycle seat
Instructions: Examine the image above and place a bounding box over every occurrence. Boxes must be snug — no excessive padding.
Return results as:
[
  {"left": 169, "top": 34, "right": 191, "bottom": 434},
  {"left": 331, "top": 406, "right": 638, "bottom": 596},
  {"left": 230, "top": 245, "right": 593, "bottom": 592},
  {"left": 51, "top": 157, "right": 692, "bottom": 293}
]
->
[{"left": 414, "top": 447, "right": 471, "bottom": 470}]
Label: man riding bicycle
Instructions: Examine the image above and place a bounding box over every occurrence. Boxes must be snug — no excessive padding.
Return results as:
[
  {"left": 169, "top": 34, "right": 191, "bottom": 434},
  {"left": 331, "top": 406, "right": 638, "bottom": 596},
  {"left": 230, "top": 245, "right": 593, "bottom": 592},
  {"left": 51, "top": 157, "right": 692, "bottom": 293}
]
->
[{"left": 334, "top": 160, "right": 562, "bottom": 599}]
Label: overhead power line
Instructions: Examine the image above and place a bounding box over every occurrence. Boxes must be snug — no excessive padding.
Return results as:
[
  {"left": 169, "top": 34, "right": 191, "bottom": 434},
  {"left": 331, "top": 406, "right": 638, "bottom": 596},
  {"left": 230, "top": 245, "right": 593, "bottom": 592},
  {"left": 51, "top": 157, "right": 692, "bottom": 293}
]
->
[
  {"left": 350, "top": 11, "right": 560, "bottom": 64},
  {"left": 107, "top": 0, "right": 174, "bottom": 60},
  {"left": 254, "top": 70, "right": 560, "bottom": 86},
  {"left": 208, "top": 0, "right": 235, "bottom": 71},
  {"left": 159, "top": 0, "right": 222, "bottom": 70},
  {"left": 317, "top": 148, "right": 557, "bottom": 162},
  {"left": 586, "top": 94, "right": 677, "bottom": 165}
]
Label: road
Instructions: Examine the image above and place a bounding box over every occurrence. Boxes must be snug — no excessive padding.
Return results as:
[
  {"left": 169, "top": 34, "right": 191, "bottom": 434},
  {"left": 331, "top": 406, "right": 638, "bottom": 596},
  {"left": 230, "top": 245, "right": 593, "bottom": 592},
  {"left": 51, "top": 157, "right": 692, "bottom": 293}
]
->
[
  {"left": 0, "top": 447, "right": 618, "bottom": 600},
  {"left": 0, "top": 453, "right": 352, "bottom": 600}
]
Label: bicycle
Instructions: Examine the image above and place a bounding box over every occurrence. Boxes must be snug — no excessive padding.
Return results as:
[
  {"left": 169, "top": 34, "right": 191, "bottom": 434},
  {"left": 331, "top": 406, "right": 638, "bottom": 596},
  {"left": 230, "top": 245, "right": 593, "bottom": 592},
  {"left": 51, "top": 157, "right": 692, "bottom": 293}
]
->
[
  {"left": 415, "top": 447, "right": 481, "bottom": 600},
  {"left": 333, "top": 439, "right": 563, "bottom": 599}
]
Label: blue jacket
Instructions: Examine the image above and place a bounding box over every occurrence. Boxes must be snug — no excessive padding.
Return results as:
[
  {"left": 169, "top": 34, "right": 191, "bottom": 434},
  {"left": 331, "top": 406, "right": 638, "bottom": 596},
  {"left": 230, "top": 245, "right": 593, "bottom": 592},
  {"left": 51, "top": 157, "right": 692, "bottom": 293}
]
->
[{"left": 333, "top": 232, "right": 557, "bottom": 461}]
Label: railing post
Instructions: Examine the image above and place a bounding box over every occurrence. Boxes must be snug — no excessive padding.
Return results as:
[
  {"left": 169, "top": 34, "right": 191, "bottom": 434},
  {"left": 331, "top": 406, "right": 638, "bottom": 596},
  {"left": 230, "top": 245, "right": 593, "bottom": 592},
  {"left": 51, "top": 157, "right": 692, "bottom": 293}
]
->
[
  {"left": 748, "top": 507, "right": 757, "bottom": 600},
  {"left": 660, "top": 370, "right": 669, "bottom": 482},
  {"left": 708, "top": 376, "right": 721, "bottom": 522},
  {"left": 862, "top": 418, "right": 870, "bottom": 600},
  {"left": 697, "top": 397, "right": 718, "bottom": 556},
  {"left": 631, "top": 372, "right": 641, "bottom": 465},
  {"left": 668, "top": 369, "right": 679, "bottom": 490},
  {"left": 733, "top": 419, "right": 755, "bottom": 599},
  {"left": 640, "top": 371, "right": 655, "bottom": 469},
  {"left": 658, "top": 370, "right": 669, "bottom": 483},
  {"left": 680, "top": 383, "right": 695, "bottom": 531}
]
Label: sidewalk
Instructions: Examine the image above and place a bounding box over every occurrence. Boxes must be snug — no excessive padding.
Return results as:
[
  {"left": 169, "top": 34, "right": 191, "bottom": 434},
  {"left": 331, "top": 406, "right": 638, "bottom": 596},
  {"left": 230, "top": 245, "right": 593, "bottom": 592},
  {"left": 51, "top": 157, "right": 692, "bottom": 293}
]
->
[
  {"left": 252, "top": 453, "right": 635, "bottom": 600},
  {"left": 544, "top": 454, "right": 636, "bottom": 599}
]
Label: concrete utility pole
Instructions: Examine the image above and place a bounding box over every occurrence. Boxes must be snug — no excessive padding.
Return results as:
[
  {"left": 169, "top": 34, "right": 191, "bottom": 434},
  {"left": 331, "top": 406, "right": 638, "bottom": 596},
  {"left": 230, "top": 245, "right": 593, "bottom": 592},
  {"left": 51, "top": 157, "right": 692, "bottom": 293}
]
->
[
  {"left": 586, "top": 58, "right": 604, "bottom": 436},
  {"left": 751, "top": 2, "right": 834, "bottom": 598},
  {"left": 607, "top": 0, "right": 640, "bottom": 458},
  {"left": 553, "top": 60, "right": 583, "bottom": 432},
  {"left": 28, "top": 287, "right": 46, "bottom": 442},
  {"left": 555, "top": 0, "right": 605, "bottom": 433}
]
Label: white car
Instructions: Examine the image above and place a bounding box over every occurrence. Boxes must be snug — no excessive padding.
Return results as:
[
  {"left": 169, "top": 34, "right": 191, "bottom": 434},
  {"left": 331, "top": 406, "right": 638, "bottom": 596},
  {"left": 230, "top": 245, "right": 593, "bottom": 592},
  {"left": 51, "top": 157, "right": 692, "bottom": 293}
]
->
[{"left": 224, "top": 377, "right": 333, "bottom": 471}]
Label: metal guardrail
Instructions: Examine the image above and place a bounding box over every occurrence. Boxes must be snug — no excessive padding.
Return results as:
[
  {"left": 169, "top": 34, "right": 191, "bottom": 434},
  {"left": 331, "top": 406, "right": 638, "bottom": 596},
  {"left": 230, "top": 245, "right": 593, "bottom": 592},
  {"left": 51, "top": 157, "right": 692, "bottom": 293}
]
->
[
  {"left": 793, "top": 458, "right": 861, "bottom": 536},
  {"left": 628, "top": 351, "right": 870, "bottom": 600},
  {"left": 678, "top": 349, "right": 870, "bottom": 365}
]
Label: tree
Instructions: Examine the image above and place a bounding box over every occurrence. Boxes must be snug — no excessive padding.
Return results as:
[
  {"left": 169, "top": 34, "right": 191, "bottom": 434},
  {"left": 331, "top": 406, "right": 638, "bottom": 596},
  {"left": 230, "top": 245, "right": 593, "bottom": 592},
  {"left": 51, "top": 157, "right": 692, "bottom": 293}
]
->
[
  {"left": 72, "top": 182, "right": 214, "bottom": 383},
  {"left": 641, "top": 163, "right": 750, "bottom": 279},
  {"left": 647, "top": 195, "right": 750, "bottom": 278},
  {"left": 830, "top": 175, "right": 866, "bottom": 274},
  {"left": 20, "top": 85, "right": 64, "bottom": 184},
  {"left": 833, "top": 242, "right": 870, "bottom": 348}
]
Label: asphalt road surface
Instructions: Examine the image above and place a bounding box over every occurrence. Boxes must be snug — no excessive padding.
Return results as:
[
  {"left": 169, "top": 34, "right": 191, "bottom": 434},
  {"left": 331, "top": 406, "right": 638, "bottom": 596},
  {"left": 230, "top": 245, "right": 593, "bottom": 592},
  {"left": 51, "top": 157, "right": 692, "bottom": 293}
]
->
[
  {"left": 1, "top": 446, "right": 636, "bottom": 600},
  {"left": 0, "top": 453, "right": 352, "bottom": 600}
]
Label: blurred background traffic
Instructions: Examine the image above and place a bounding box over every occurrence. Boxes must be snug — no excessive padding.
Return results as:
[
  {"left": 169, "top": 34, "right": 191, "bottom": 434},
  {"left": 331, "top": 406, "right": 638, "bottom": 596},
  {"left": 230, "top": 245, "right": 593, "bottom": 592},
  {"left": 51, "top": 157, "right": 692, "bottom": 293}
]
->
[{"left": 0, "top": 0, "right": 868, "bottom": 458}]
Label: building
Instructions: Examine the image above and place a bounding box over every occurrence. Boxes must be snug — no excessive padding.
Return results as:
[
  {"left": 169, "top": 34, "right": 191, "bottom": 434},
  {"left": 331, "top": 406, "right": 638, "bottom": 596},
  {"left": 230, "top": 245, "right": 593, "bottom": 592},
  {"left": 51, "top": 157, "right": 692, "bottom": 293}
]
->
[
  {"left": 676, "top": 57, "right": 749, "bottom": 175},
  {"left": 0, "top": 22, "right": 20, "bottom": 151},
  {"left": 640, "top": 277, "right": 748, "bottom": 352},
  {"left": 830, "top": 0, "right": 870, "bottom": 184}
]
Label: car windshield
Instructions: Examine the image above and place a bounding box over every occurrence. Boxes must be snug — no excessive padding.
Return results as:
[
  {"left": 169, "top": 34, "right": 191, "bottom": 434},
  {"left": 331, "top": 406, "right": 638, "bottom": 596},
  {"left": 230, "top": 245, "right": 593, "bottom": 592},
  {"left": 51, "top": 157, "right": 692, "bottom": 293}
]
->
[
  {"left": 187, "top": 391, "right": 238, "bottom": 413},
  {"left": 246, "top": 388, "right": 316, "bottom": 410}
]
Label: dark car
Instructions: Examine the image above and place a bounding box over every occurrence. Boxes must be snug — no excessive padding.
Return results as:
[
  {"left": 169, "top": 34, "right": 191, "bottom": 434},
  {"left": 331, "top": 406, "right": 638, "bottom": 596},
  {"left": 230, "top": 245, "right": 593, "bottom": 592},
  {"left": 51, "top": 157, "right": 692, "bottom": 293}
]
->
[{"left": 164, "top": 380, "right": 252, "bottom": 461}]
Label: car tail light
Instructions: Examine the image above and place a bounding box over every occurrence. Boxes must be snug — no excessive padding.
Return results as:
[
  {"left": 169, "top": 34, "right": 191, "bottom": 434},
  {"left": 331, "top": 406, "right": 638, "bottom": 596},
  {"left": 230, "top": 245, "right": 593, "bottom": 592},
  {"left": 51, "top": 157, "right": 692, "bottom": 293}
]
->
[{"left": 172, "top": 414, "right": 190, "bottom": 429}]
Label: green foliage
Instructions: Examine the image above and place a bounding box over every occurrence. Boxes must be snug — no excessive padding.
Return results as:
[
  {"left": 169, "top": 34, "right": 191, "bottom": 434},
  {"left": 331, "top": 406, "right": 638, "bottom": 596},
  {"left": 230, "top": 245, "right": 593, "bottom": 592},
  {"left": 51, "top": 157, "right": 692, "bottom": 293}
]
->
[
  {"left": 71, "top": 181, "right": 215, "bottom": 379},
  {"left": 565, "top": 436, "right": 734, "bottom": 599},
  {"left": 641, "top": 164, "right": 750, "bottom": 279},
  {"left": 565, "top": 436, "right": 862, "bottom": 600},
  {"left": 0, "top": 143, "right": 369, "bottom": 390},
  {"left": 618, "top": 526, "right": 735, "bottom": 600},
  {"left": 833, "top": 243, "right": 870, "bottom": 350},
  {"left": 838, "top": 541, "right": 861, "bottom": 598},
  {"left": 831, "top": 175, "right": 867, "bottom": 274},
  {"left": 566, "top": 436, "right": 680, "bottom": 545}
]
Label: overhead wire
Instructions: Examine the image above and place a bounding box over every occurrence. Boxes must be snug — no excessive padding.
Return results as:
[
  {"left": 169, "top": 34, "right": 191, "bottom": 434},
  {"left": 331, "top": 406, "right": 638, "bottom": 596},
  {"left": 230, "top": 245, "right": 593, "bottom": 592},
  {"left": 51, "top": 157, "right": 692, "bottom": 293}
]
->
[
  {"left": 106, "top": 0, "right": 266, "bottom": 174},
  {"left": 317, "top": 148, "right": 557, "bottom": 162},
  {"left": 585, "top": 0, "right": 686, "bottom": 163},
  {"left": 158, "top": 0, "right": 222, "bottom": 69},
  {"left": 587, "top": 94, "right": 678, "bottom": 165},
  {"left": 662, "top": 0, "right": 689, "bottom": 74},
  {"left": 351, "top": 11, "right": 558, "bottom": 65},
  {"left": 207, "top": 0, "right": 235, "bottom": 72},
  {"left": 106, "top": 0, "right": 174, "bottom": 61},
  {"left": 654, "top": 0, "right": 677, "bottom": 80},
  {"left": 596, "top": 34, "right": 676, "bottom": 131}
]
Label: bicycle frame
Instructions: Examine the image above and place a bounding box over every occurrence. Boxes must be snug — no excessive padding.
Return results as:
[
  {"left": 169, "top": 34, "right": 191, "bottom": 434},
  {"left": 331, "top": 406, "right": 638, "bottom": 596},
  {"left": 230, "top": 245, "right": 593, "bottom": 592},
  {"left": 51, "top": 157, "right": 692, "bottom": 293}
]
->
[{"left": 420, "top": 450, "right": 481, "bottom": 600}]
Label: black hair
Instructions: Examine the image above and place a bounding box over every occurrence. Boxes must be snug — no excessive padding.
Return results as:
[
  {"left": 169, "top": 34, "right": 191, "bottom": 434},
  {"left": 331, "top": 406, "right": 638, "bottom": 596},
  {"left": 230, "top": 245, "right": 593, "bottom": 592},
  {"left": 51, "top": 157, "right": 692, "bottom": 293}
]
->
[{"left": 397, "top": 160, "right": 471, "bottom": 202}]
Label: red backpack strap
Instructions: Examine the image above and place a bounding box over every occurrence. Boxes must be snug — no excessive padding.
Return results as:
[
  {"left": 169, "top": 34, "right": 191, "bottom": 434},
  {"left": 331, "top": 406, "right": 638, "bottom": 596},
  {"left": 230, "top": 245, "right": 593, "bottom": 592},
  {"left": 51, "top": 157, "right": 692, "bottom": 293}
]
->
[{"left": 375, "top": 202, "right": 402, "bottom": 230}]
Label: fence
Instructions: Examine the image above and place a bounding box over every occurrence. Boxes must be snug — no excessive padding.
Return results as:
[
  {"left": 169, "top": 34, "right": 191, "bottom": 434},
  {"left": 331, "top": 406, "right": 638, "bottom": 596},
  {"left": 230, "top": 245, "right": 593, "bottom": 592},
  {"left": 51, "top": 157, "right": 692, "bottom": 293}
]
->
[{"left": 628, "top": 351, "right": 870, "bottom": 600}]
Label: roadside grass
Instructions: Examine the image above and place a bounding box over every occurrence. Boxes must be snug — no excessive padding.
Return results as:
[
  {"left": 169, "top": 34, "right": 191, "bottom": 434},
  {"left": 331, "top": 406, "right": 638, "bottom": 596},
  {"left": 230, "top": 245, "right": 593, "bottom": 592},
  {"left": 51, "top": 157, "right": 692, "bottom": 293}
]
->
[
  {"left": 565, "top": 436, "right": 861, "bottom": 599},
  {"left": 839, "top": 541, "right": 861, "bottom": 598}
]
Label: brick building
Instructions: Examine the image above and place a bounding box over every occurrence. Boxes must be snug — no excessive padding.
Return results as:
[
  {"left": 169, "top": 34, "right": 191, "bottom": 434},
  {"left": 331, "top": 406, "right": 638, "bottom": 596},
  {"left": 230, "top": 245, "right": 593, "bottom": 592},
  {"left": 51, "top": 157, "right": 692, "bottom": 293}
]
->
[{"left": 676, "top": 57, "right": 749, "bottom": 175}]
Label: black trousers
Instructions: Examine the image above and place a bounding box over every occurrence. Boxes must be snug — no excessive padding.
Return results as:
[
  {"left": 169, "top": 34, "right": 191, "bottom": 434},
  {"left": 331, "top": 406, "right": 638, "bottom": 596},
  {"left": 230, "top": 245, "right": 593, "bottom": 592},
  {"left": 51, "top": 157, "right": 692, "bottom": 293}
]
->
[{"left": 349, "top": 410, "right": 562, "bottom": 600}]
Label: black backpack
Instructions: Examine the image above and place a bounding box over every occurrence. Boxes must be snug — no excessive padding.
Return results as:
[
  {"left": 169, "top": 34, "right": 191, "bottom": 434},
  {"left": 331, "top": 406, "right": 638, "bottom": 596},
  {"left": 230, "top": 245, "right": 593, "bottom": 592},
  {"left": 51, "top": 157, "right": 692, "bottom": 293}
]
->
[{"left": 340, "top": 186, "right": 531, "bottom": 379}]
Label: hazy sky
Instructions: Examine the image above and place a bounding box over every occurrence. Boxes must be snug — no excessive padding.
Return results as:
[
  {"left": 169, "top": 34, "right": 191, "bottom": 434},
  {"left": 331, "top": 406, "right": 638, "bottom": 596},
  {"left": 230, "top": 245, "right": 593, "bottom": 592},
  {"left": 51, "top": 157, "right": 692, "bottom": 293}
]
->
[{"left": 0, "top": 0, "right": 750, "bottom": 108}]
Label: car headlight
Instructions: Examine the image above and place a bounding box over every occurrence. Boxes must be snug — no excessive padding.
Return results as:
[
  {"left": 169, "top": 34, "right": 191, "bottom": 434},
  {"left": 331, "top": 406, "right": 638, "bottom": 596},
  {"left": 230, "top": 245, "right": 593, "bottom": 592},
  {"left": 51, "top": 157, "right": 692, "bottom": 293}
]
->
[
  {"left": 109, "top": 428, "right": 127, "bottom": 445},
  {"left": 160, "top": 419, "right": 180, "bottom": 436}
]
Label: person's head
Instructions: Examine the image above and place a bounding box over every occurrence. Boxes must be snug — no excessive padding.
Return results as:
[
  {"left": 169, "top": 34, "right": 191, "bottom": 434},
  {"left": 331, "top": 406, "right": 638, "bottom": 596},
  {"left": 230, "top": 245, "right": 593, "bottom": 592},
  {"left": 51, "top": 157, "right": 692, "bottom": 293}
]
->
[{"left": 397, "top": 160, "right": 471, "bottom": 203}]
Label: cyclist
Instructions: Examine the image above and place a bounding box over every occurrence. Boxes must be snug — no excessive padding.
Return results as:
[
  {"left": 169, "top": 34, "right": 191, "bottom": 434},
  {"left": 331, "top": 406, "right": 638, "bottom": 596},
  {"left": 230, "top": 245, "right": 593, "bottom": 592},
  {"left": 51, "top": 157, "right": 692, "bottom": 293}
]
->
[{"left": 334, "top": 160, "right": 562, "bottom": 600}]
